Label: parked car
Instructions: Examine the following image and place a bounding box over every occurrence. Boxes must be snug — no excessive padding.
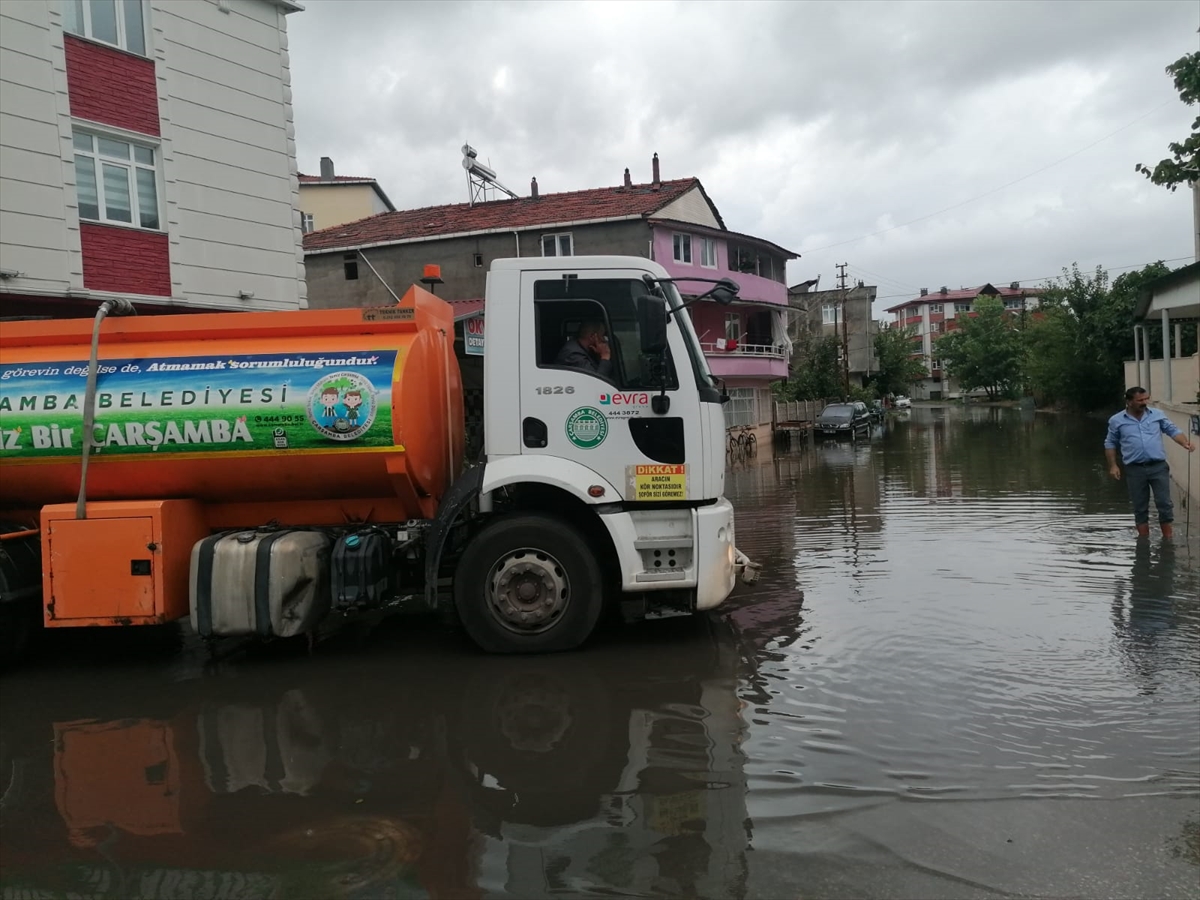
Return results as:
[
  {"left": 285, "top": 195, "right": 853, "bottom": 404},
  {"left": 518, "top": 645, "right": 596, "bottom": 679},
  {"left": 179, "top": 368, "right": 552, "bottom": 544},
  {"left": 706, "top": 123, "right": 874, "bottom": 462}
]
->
[
  {"left": 816, "top": 402, "right": 872, "bottom": 439},
  {"left": 894, "top": 395, "right": 912, "bottom": 409}
]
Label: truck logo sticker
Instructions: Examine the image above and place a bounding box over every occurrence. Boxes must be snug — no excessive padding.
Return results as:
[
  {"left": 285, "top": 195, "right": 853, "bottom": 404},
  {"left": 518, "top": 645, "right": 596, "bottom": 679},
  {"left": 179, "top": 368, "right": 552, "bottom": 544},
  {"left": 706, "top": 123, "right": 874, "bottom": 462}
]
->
[
  {"left": 305, "top": 371, "right": 378, "bottom": 442},
  {"left": 599, "top": 392, "right": 649, "bottom": 406},
  {"left": 565, "top": 407, "right": 608, "bottom": 449},
  {"left": 0, "top": 351, "right": 397, "bottom": 459}
]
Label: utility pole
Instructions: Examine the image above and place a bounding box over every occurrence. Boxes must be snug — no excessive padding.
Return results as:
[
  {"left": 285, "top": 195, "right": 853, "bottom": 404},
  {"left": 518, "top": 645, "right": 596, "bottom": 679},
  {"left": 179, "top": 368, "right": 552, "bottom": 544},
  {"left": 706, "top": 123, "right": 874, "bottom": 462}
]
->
[{"left": 836, "top": 263, "right": 850, "bottom": 396}]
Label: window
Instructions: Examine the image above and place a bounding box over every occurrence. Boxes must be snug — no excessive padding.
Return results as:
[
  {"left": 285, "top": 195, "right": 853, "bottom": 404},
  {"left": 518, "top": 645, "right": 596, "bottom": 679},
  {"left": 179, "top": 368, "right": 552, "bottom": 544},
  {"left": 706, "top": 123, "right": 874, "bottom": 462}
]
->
[
  {"left": 700, "top": 237, "right": 717, "bottom": 268},
  {"left": 931, "top": 359, "right": 942, "bottom": 370},
  {"left": 300, "top": 212, "right": 314, "bottom": 233},
  {"left": 724, "top": 312, "right": 740, "bottom": 342},
  {"left": 533, "top": 277, "right": 678, "bottom": 392},
  {"left": 954, "top": 302, "right": 972, "bottom": 313},
  {"left": 541, "top": 233, "right": 573, "bottom": 257},
  {"left": 73, "top": 130, "right": 159, "bottom": 229},
  {"left": 929, "top": 303, "right": 943, "bottom": 314},
  {"left": 343, "top": 253, "right": 358, "bottom": 280},
  {"left": 930, "top": 321, "right": 943, "bottom": 334},
  {"left": 64, "top": 0, "right": 147, "bottom": 56},
  {"left": 473, "top": 253, "right": 483, "bottom": 268},
  {"left": 673, "top": 233, "right": 692, "bottom": 264},
  {"left": 725, "top": 388, "right": 757, "bottom": 428},
  {"left": 822, "top": 303, "right": 838, "bottom": 325},
  {"left": 1004, "top": 297, "right": 1022, "bottom": 310}
]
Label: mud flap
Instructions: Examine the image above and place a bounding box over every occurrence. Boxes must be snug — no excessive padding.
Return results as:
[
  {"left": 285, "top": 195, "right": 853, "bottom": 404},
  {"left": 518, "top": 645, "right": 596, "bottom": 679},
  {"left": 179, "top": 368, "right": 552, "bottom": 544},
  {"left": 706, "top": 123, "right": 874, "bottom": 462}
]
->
[{"left": 423, "top": 464, "right": 485, "bottom": 610}]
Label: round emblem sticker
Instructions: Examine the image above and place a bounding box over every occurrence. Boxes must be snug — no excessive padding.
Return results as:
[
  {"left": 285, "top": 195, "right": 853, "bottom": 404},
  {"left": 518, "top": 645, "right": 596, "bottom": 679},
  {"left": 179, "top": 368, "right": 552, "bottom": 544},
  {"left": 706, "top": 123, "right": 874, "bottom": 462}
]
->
[
  {"left": 565, "top": 406, "right": 608, "bottom": 449},
  {"left": 306, "top": 371, "right": 378, "bottom": 442}
]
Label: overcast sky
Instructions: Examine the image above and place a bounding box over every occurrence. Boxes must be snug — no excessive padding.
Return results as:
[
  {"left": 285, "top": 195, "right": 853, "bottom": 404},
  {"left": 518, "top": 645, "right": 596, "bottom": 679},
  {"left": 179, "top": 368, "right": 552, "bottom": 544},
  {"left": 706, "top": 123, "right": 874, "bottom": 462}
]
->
[{"left": 288, "top": 0, "right": 1197, "bottom": 313}]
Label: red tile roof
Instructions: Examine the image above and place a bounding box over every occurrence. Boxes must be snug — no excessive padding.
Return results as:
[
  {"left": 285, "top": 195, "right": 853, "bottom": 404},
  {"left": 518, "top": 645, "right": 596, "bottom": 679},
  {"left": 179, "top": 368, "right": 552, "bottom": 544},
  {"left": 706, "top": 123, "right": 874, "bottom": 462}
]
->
[
  {"left": 303, "top": 178, "right": 702, "bottom": 253},
  {"left": 298, "top": 174, "right": 379, "bottom": 184},
  {"left": 449, "top": 298, "right": 484, "bottom": 320},
  {"left": 886, "top": 283, "right": 1032, "bottom": 313}
]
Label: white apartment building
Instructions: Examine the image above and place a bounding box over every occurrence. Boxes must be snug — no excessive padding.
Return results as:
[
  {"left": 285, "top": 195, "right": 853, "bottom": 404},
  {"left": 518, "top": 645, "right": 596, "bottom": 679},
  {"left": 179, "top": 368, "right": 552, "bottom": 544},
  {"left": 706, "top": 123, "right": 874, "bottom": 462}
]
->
[{"left": 0, "top": 0, "right": 306, "bottom": 318}]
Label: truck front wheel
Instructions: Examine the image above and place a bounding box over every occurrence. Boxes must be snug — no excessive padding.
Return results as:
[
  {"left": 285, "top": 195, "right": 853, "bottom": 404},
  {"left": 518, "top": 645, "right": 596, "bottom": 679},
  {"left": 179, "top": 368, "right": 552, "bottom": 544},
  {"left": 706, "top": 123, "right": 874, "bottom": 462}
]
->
[{"left": 453, "top": 514, "right": 604, "bottom": 654}]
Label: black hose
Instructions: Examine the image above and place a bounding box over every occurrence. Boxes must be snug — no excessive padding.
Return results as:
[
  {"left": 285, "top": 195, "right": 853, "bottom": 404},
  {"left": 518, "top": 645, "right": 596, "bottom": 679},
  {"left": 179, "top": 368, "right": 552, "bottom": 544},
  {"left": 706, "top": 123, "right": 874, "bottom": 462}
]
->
[{"left": 75, "top": 298, "right": 136, "bottom": 519}]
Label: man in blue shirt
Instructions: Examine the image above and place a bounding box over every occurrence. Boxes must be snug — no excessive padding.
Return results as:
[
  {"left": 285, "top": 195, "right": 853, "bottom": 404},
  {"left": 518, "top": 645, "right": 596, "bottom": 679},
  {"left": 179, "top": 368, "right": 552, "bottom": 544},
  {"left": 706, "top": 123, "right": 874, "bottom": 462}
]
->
[{"left": 1104, "top": 386, "right": 1195, "bottom": 538}]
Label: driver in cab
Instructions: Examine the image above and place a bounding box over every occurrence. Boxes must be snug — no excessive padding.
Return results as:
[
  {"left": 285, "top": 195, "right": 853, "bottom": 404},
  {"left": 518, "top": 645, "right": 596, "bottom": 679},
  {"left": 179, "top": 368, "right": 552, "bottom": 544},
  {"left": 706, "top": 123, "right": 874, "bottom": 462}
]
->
[{"left": 555, "top": 320, "right": 613, "bottom": 378}]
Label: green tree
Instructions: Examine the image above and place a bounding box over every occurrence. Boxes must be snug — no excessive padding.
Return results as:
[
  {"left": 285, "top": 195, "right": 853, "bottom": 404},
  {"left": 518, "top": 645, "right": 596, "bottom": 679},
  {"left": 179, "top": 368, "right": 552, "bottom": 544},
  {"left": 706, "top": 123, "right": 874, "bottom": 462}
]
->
[
  {"left": 1135, "top": 51, "right": 1199, "bottom": 191},
  {"left": 871, "top": 324, "right": 928, "bottom": 397},
  {"left": 781, "top": 333, "right": 843, "bottom": 400},
  {"left": 1026, "top": 261, "right": 1181, "bottom": 411},
  {"left": 934, "top": 296, "right": 1024, "bottom": 400}
]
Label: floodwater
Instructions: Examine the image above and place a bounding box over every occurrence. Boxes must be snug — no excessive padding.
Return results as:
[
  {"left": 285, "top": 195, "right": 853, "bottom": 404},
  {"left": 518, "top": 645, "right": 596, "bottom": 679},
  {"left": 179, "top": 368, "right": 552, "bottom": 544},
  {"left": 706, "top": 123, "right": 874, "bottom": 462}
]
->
[{"left": 2, "top": 405, "right": 1199, "bottom": 900}]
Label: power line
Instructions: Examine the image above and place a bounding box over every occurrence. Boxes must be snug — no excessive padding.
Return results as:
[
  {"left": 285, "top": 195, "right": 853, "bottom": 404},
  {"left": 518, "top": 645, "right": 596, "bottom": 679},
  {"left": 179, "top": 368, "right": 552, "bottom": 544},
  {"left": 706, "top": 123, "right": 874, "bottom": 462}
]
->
[{"left": 801, "top": 99, "right": 1177, "bottom": 256}]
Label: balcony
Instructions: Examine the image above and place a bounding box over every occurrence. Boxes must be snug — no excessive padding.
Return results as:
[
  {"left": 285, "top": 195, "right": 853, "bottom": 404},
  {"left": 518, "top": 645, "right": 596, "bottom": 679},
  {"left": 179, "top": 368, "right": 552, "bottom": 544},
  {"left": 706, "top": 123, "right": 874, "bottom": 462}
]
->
[{"left": 701, "top": 340, "right": 789, "bottom": 379}]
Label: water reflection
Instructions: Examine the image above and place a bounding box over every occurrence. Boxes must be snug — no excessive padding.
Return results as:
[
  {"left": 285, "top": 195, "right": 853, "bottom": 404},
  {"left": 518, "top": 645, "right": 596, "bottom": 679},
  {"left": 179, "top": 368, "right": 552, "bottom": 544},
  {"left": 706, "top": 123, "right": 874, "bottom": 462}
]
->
[{"left": 0, "top": 619, "right": 751, "bottom": 900}]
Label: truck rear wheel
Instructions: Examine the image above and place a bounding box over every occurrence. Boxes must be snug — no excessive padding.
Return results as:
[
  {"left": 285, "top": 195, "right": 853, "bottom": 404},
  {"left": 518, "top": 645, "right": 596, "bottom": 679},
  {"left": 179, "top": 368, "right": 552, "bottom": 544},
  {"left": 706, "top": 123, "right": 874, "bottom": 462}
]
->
[{"left": 453, "top": 514, "right": 604, "bottom": 654}]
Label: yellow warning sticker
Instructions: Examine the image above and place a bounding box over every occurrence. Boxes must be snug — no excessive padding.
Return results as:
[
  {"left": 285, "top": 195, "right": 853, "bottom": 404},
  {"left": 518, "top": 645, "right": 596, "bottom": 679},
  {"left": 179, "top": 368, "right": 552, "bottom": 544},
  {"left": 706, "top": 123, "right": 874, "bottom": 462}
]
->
[{"left": 627, "top": 464, "right": 687, "bottom": 501}]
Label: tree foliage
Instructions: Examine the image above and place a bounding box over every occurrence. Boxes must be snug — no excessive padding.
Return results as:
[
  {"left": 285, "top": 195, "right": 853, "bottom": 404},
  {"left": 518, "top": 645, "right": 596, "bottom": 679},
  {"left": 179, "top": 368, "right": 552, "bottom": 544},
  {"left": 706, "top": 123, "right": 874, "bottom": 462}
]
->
[
  {"left": 780, "top": 333, "right": 843, "bottom": 400},
  {"left": 870, "top": 325, "right": 928, "bottom": 397},
  {"left": 1025, "top": 261, "right": 1182, "bottom": 411},
  {"left": 1135, "top": 51, "right": 1199, "bottom": 191},
  {"left": 934, "top": 296, "right": 1024, "bottom": 401}
]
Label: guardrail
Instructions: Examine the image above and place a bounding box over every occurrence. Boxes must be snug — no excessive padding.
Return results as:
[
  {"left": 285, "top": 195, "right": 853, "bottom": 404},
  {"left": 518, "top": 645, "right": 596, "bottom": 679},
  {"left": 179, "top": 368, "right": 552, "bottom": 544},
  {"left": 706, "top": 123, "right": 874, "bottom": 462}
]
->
[{"left": 699, "top": 341, "right": 787, "bottom": 359}]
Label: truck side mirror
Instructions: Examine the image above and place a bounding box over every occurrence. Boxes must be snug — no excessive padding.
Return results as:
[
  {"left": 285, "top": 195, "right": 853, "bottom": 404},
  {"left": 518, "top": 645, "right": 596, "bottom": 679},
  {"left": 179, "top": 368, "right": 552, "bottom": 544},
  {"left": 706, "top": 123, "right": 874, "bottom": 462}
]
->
[{"left": 638, "top": 296, "right": 668, "bottom": 354}]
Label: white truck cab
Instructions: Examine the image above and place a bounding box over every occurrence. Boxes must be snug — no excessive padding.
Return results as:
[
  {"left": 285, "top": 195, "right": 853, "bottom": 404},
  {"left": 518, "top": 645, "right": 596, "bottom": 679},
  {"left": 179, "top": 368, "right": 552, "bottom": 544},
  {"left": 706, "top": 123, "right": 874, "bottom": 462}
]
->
[{"left": 429, "top": 256, "right": 754, "bottom": 653}]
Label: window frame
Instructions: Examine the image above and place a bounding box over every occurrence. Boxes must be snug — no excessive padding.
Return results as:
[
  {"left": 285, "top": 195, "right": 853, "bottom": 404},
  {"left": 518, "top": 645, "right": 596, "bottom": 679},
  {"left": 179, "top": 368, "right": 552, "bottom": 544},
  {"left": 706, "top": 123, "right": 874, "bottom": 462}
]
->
[
  {"left": 672, "top": 232, "right": 692, "bottom": 265},
  {"left": 724, "top": 312, "right": 741, "bottom": 343},
  {"left": 931, "top": 358, "right": 942, "bottom": 371},
  {"left": 929, "top": 302, "right": 943, "bottom": 313},
  {"left": 699, "top": 237, "right": 717, "bottom": 268},
  {"left": 821, "top": 303, "right": 838, "bottom": 325},
  {"left": 954, "top": 302, "right": 972, "bottom": 314},
  {"left": 300, "top": 212, "right": 314, "bottom": 233},
  {"left": 64, "top": 0, "right": 149, "bottom": 57},
  {"left": 541, "top": 232, "right": 573, "bottom": 257},
  {"left": 72, "top": 127, "right": 161, "bottom": 231}
]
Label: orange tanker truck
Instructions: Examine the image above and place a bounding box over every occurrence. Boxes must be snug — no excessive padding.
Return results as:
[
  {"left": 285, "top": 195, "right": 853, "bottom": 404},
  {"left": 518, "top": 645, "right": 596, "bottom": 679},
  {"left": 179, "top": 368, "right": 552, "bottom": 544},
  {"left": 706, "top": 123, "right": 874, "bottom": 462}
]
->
[{"left": 0, "top": 256, "right": 759, "bottom": 666}]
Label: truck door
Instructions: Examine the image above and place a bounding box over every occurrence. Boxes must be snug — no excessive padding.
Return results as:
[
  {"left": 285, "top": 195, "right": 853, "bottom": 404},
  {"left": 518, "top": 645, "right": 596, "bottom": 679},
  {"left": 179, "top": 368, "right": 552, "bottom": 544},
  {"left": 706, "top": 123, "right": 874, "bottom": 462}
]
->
[{"left": 518, "top": 270, "right": 704, "bottom": 501}]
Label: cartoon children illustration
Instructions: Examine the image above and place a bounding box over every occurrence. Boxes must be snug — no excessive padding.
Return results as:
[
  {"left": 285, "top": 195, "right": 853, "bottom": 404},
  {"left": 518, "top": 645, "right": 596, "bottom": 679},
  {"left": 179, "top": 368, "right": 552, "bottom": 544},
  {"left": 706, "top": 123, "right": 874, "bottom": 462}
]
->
[
  {"left": 320, "top": 384, "right": 340, "bottom": 419},
  {"left": 343, "top": 389, "right": 363, "bottom": 423}
]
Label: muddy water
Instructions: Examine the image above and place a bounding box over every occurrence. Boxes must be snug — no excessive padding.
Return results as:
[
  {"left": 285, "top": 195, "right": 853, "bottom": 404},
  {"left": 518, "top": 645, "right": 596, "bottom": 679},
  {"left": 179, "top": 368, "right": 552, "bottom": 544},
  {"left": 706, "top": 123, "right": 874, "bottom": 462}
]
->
[{"left": 1, "top": 406, "right": 1198, "bottom": 899}]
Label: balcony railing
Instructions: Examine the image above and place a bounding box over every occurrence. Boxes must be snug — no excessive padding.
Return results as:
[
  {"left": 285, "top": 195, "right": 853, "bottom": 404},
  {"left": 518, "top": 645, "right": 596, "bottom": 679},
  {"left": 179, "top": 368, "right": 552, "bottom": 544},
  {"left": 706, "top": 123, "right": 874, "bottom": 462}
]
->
[{"left": 700, "top": 341, "right": 787, "bottom": 359}]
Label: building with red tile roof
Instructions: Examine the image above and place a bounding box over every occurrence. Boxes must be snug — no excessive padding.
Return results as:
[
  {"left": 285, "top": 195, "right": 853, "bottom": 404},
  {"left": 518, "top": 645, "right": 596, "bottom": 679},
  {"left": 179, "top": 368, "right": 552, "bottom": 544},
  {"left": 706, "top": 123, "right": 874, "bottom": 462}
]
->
[
  {"left": 298, "top": 157, "right": 395, "bottom": 235},
  {"left": 302, "top": 155, "right": 799, "bottom": 437}
]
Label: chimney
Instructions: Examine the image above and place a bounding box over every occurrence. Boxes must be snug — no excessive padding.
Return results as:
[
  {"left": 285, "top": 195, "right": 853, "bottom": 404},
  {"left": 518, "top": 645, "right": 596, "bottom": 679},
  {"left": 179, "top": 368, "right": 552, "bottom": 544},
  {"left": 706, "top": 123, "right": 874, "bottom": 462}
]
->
[
  {"left": 1010, "top": 281, "right": 1019, "bottom": 290},
  {"left": 319, "top": 156, "right": 334, "bottom": 180},
  {"left": 530, "top": 177, "right": 538, "bottom": 199},
  {"left": 920, "top": 288, "right": 928, "bottom": 296},
  {"left": 651, "top": 152, "right": 660, "bottom": 188},
  {"left": 939, "top": 286, "right": 948, "bottom": 295},
  {"left": 623, "top": 167, "right": 632, "bottom": 188}
]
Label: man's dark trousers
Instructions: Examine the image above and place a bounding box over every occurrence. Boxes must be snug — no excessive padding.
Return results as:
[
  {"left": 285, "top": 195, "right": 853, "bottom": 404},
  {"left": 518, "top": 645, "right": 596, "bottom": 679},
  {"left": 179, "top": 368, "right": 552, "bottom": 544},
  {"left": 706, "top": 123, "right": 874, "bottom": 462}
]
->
[{"left": 1125, "top": 460, "right": 1173, "bottom": 525}]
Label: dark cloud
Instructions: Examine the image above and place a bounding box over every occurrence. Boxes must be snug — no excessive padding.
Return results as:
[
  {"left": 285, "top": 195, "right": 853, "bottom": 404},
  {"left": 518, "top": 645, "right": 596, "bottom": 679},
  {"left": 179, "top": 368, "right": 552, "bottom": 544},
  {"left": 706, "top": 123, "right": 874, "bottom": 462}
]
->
[{"left": 289, "top": 0, "right": 1197, "bottom": 309}]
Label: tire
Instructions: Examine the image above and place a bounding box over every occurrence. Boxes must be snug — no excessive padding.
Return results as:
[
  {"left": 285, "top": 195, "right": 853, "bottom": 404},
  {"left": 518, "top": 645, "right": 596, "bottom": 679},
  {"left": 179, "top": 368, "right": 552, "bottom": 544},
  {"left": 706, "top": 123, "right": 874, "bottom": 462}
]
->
[{"left": 453, "top": 514, "right": 605, "bottom": 654}]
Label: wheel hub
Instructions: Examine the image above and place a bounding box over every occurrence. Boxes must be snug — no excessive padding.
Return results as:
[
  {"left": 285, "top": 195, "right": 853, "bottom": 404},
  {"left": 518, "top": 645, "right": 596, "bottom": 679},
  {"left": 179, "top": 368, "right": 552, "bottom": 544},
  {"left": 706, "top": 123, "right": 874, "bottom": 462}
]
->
[{"left": 488, "top": 550, "right": 569, "bottom": 634}]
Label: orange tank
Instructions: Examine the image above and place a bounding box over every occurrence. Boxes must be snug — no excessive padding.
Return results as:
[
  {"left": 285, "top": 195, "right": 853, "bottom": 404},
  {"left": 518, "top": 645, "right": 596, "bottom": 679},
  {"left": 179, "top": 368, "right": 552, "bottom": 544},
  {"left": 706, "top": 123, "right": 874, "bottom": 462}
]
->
[{"left": 0, "top": 286, "right": 463, "bottom": 527}]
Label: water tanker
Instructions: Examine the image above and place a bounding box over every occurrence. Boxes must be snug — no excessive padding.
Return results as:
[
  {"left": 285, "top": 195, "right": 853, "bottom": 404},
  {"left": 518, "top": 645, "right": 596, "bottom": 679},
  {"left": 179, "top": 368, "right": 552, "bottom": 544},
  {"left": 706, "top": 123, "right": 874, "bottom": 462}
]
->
[{"left": 0, "top": 256, "right": 759, "bottom": 666}]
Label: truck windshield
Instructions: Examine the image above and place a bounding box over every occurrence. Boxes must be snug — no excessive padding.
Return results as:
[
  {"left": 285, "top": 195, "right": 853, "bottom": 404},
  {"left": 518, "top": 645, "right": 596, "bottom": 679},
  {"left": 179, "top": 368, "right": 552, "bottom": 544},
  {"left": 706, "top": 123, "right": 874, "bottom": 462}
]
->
[{"left": 663, "top": 283, "right": 716, "bottom": 391}]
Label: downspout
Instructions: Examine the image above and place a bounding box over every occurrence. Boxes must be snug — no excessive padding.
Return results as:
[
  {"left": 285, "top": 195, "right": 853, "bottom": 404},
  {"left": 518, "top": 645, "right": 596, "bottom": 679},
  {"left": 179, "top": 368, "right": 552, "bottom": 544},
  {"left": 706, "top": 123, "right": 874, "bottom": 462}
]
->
[
  {"left": 513, "top": 231, "right": 520, "bottom": 257},
  {"left": 77, "top": 297, "right": 137, "bottom": 519}
]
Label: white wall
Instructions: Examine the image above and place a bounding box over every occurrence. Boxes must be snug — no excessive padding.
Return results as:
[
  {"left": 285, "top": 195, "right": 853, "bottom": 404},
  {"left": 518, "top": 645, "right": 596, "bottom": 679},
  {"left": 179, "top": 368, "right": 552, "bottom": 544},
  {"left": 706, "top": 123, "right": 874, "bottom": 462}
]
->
[
  {"left": 154, "top": 0, "right": 306, "bottom": 310},
  {"left": 655, "top": 187, "right": 720, "bottom": 229},
  {"left": 0, "top": 0, "right": 77, "bottom": 297}
]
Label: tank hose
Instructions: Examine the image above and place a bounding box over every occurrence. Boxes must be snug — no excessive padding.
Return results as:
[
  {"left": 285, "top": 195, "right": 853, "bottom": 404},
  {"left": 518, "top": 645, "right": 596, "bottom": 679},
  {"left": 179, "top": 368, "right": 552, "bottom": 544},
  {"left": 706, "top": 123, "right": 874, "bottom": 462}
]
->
[{"left": 75, "top": 297, "right": 136, "bottom": 519}]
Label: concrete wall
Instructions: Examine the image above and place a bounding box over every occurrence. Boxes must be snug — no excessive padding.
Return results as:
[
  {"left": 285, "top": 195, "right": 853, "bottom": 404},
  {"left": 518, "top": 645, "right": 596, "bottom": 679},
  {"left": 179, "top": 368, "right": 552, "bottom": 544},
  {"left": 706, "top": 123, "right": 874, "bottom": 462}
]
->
[
  {"left": 0, "top": 0, "right": 78, "bottom": 297},
  {"left": 155, "top": 0, "right": 305, "bottom": 310},
  {"left": 1158, "top": 400, "right": 1200, "bottom": 507},
  {"left": 299, "top": 183, "right": 387, "bottom": 233},
  {"left": 304, "top": 219, "right": 653, "bottom": 307},
  {"left": 1124, "top": 355, "right": 1200, "bottom": 405}
]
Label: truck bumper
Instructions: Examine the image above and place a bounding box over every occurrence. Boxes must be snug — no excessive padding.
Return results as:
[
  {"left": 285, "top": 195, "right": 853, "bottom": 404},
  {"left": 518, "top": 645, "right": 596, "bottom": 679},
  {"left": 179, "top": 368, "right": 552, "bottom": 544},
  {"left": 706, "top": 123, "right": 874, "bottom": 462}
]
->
[{"left": 598, "top": 498, "right": 737, "bottom": 611}]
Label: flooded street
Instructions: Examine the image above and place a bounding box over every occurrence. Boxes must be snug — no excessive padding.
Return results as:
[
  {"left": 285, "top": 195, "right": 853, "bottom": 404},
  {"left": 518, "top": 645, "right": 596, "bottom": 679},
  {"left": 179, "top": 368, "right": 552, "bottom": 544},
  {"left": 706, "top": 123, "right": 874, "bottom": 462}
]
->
[{"left": 2, "top": 406, "right": 1199, "bottom": 899}]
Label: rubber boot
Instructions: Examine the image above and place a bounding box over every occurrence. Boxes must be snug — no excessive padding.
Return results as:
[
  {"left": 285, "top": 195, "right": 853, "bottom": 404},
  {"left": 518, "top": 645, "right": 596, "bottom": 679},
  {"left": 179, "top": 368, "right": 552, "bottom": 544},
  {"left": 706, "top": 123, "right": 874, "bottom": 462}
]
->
[
  {"left": 1161, "top": 523, "right": 1174, "bottom": 540},
  {"left": 1135, "top": 523, "right": 1150, "bottom": 539}
]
